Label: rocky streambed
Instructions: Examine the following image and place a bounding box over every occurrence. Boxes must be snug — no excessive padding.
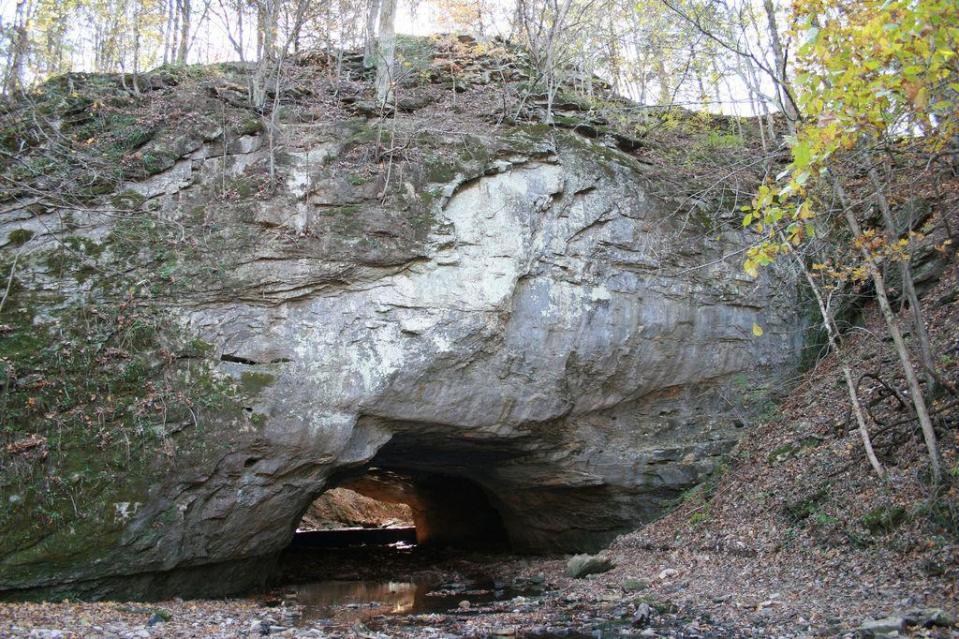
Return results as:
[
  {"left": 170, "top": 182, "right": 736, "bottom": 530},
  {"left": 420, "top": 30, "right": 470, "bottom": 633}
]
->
[
  {"left": 0, "top": 545, "right": 745, "bottom": 639},
  {"left": 6, "top": 540, "right": 955, "bottom": 639}
]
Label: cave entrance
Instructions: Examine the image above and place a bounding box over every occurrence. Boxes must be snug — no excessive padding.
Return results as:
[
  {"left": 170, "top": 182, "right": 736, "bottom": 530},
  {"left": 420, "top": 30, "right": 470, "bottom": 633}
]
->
[
  {"left": 290, "top": 468, "right": 509, "bottom": 552},
  {"left": 279, "top": 468, "right": 533, "bottom": 625},
  {"left": 291, "top": 486, "right": 417, "bottom": 549}
]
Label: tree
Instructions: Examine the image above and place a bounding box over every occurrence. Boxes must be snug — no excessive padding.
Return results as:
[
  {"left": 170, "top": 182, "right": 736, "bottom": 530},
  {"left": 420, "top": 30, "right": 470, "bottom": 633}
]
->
[
  {"left": 3, "top": 0, "right": 33, "bottom": 95},
  {"left": 362, "top": 0, "right": 381, "bottom": 70},
  {"left": 374, "top": 0, "right": 396, "bottom": 105},
  {"left": 745, "top": 0, "right": 959, "bottom": 484},
  {"left": 175, "top": 0, "right": 190, "bottom": 63}
]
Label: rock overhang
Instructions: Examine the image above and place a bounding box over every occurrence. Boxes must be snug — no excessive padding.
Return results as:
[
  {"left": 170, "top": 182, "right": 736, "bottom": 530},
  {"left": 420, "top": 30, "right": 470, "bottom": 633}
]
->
[{"left": 0, "top": 52, "right": 805, "bottom": 598}]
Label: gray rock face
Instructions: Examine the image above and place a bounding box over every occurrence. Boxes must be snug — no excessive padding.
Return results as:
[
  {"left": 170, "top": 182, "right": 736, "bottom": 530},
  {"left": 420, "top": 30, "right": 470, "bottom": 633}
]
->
[{"left": 0, "top": 118, "right": 803, "bottom": 597}]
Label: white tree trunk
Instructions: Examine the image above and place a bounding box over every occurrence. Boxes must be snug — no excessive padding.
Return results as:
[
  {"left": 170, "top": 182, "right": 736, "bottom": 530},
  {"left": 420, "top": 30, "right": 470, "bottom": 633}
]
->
[
  {"left": 363, "top": 0, "right": 382, "bottom": 70},
  {"left": 787, "top": 242, "right": 884, "bottom": 477},
  {"left": 375, "top": 0, "right": 397, "bottom": 106},
  {"left": 832, "top": 174, "right": 943, "bottom": 484}
]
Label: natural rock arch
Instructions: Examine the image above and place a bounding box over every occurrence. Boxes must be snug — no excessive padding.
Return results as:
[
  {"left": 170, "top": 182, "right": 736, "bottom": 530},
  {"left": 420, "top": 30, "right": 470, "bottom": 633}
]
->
[{"left": 0, "top": 90, "right": 804, "bottom": 600}]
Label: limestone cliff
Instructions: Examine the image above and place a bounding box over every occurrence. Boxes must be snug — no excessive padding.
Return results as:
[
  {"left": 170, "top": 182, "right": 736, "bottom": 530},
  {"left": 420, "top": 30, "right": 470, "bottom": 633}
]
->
[{"left": 0, "top": 36, "right": 804, "bottom": 598}]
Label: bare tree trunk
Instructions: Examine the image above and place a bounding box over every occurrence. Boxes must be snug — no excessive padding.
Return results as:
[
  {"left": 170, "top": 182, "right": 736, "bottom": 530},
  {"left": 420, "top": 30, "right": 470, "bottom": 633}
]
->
[
  {"left": 237, "top": 0, "right": 245, "bottom": 61},
  {"left": 4, "top": 0, "right": 31, "bottom": 95},
  {"left": 761, "top": 0, "right": 797, "bottom": 128},
  {"left": 170, "top": 0, "right": 181, "bottom": 64},
  {"left": 604, "top": 13, "right": 621, "bottom": 95},
  {"left": 831, "top": 174, "right": 943, "bottom": 484},
  {"left": 653, "top": 49, "right": 669, "bottom": 106},
  {"left": 163, "top": 0, "right": 174, "bottom": 64},
  {"left": 868, "top": 165, "right": 939, "bottom": 394},
  {"left": 132, "top": 1, "right": 142, "bottom": 93},
  {"left": 255, "top": 1, "right": 264, "bottom": 59},
  {"left": 788, "top": 241, "right": 884, "bottom": 477},
  {"left": 375, "top": 0, "right": 397, "bottom": 106},
  {"left": 177, "top": 0, "right": 192, "bottom": 63},
  {"left": 363, "top": 0, "right": 382, "bottom": 70},
  {"left": 251, "top": 0, "right": 277, "bottom": 108}
]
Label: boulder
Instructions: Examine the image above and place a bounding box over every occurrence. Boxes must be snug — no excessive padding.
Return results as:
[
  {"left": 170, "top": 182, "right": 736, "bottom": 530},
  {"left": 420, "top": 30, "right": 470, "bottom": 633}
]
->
[
  {"left": 859, "top": 616, "right": 906, "bottom": 638},
  {"left": 566, "top": 553, "right": 615, "bottom": 578}
]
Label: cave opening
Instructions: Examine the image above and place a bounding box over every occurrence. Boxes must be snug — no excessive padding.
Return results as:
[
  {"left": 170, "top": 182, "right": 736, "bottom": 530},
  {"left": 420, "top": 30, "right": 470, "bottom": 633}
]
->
[
  {"left": 288, "top": 423, "right": 524, "bottom": 558},
  {"left": 277, "top": 428, "right": 518, "bottom": 593},
  {"left": 288, "top": 467, "right": 510, "bottom": 553},
  {"left": 276, "top": 459, "right": 524, "bottom": 623}
]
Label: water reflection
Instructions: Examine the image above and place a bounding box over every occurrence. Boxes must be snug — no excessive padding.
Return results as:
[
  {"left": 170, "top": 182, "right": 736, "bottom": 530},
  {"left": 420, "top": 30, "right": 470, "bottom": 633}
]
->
[
  {"left": 293, "top": 577, "right": 520, "bottom": 625},
  {"left": 295, "top": 579, "right": 430, "bottom": 624}
]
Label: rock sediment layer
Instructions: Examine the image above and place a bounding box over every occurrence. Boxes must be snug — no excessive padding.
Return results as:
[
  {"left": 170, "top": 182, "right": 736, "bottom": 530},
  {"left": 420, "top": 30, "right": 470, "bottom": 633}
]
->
[{"left": 0, "top": 85, "right": 802, "bottom": 598}]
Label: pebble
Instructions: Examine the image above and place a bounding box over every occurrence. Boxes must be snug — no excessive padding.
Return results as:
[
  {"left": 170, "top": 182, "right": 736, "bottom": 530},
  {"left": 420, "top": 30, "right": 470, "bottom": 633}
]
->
[{"left": 632, "top": 602, "right": 653, "bottom": 626}]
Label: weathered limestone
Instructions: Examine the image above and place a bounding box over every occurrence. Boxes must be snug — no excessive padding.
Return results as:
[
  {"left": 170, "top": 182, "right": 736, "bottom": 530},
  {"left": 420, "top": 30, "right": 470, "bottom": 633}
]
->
[{"left": 0, "top": 115, "right": 803, "bottom": 598}]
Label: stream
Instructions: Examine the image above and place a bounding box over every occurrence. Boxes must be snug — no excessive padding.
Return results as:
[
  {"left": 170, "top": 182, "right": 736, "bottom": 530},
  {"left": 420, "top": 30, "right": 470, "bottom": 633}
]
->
[{"left": 292, "top": 575, "right": 548, "bottom": 625}]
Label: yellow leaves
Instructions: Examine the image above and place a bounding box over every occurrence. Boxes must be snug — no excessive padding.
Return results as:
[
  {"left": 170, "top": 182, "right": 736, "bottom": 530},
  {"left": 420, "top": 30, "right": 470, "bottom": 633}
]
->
[
  {"left": 752, "top": 323, "right": 764, "bottom": 337},
  {"left": 797, "top": 200, "right": 816, "bottom": 220},
  {"left": 742, "top": 242, "right": 786, "bottom": 279},
  {"left": 791, "top": 0, "right": 959, "bottom": 155},
  {"left": 791, "top": 139, "right": 813, "bottom": 171}
]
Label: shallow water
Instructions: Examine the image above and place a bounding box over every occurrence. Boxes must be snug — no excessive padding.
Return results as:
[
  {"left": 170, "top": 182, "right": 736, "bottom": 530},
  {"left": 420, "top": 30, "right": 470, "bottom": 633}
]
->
[{"left": 291, "top": 576, "right": 543, "bottom": 625}]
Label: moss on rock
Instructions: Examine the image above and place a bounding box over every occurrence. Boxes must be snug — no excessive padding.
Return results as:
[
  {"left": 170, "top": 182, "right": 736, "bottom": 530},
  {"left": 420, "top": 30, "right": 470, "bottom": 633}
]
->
[{"left": 5, "top": 229, "right": 34, "bottom": 246}]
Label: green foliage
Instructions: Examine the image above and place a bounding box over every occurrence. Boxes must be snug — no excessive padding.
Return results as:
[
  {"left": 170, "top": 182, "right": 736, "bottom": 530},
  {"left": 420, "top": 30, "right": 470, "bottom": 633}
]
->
[
  {"left": 768, "top": 442, "right": 800, "bottom": 465},
  {"left": 0, "top": 271, "right": 244, "bottom": 563},
  {"left": 395, "top": 34, "right": 442, "bottom": 86},
  {"left": 239, "top": 371, "right": 277, "bottom": 396},
  {"left": 237, "top": 117, "right": 264, "bottom": 136},
  {"left": 782, "top": 488, "right": 828, "bottom": 524},
  {"left": 704, "top": 131, "right": 744, "bottom": 148},
  {"left": 743, "top": 0, "right": 959, "bottom": 280},
  {"left": 860, "top": 505, "right": 908, "bottom": 535},
  {"left": 0, "top": 126, "right": 270, "bottom": 567},
  {"left": 768, "top": 436, "right": 822, "bottom": 465},
  {"left": 915, "top": 497, "right": 959, "bottom": 541},
  {"left": 813, "top": 512, "right": 838, "bottom": 526}
]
